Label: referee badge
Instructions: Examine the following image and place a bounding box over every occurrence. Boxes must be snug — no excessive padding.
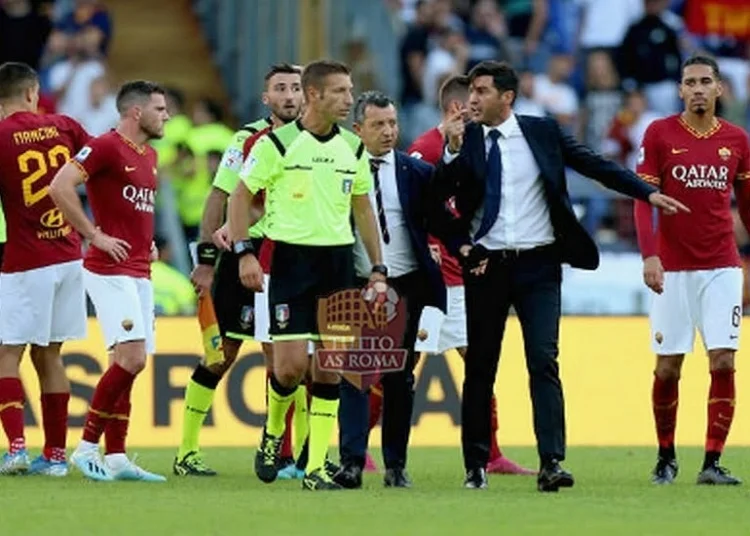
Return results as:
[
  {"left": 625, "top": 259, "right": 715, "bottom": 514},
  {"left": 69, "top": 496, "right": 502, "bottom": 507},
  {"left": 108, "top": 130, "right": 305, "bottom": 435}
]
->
[
  {"left": 275, "top": 304, "right": 290, "bottom": 329},
  {"left": 341, "top": 178, "right": 353, "bottom": 194},
  {"left": 239, "top": 305, "right": 254, "bottom": 330}
]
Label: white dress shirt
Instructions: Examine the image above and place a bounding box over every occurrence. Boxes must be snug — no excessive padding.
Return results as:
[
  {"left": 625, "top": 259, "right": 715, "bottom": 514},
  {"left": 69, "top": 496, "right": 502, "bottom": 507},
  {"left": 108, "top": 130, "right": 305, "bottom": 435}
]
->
[
  {"left": 353, "top": 150, "right": 419, "bottom": 277},
  {"left": 444, "top": 114, "right": 555, "bottom": 250}
]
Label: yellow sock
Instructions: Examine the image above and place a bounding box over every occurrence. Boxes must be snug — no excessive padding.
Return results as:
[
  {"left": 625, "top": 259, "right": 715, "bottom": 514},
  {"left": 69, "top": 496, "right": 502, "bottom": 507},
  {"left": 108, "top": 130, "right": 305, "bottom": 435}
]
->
[
  {"left": 293, "top": 384, "right": 309, "bottom": 460},
  {"left": 266, "top": 377, "right": 295, "bottom": 438},
  {"left": 306, "top": 396, "right": 339, "bottom": 474}
]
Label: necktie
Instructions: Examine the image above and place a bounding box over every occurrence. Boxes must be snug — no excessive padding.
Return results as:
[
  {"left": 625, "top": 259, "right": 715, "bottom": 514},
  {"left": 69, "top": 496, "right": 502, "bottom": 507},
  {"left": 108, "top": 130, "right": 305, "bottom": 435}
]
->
[
  {"left": 474, "top": 129, "right": 503, "bottom": 241},
  {"left": 370, "top": 158, "right": 390, "bottom": 244}
]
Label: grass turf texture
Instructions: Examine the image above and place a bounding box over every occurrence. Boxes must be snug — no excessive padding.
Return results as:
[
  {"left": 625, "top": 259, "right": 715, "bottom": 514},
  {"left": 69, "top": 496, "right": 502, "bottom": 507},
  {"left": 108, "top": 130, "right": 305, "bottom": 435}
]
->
[{"left": 2, "top": 447, "right": 748, "bottom": 535}]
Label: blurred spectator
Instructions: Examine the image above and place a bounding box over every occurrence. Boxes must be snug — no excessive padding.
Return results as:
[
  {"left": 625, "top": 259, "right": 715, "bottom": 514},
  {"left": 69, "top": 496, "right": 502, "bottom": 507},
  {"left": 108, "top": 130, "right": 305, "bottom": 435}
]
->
[
  {"left": 581, "top": 51, "right": 622, "bottom": 151},
  {"left": 513, "top": 69, "right": 545, "bottom": 116},
  {"left": 78, "top": 74, "right": 118, "bottom": 135},
  {"left": 464, "top": 0, "right": 511, "bottom": 70},
  {"left": 54, "top": 0, "right": 111, "bottom": 56},
  {"left": 717, "top": 77, "right": 747, "bottom": 128},
  {"left": 154, "top": 87, "right": 193, "bottom": 168},
  {"left": 0, "top": 0, "right": 53, "bottom": 69},
  {"left": 498, "top": 0, "right": 548, "bottom": 71},
  {"left": 602, "top": 89, "right": 660, "bottom": 171},
  {"left": 534, "top": 53, "right": 578, "bottom": 130},
  {"left": 186, "top": 97, "right": 233, "bottom": 156},
  {"left": 576, "top": 0, "right": 643, "bottom": 59},
  {"left": 48, "top": 26, "right": 106, "bottom": 120},
  {"left": 618, "top": 0, "right": 682, "bottom": 115},
  {"left": 152, "top": 236, "right": 196, "bottom": 316},
  {"left": 423, "top": 23, "right": 469, "bottom": 108}
]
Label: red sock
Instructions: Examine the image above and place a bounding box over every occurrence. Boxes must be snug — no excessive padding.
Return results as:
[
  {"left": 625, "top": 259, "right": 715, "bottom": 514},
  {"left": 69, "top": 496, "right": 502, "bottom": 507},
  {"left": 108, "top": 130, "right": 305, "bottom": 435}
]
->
[
  {"left": 82, "top": 364, "right": 135, "bottom": 444},
  {"left": 104, "top": 380, "right": 133, "bottom": 455},
  {"left": 0, "top": 377, "right": 25, "bottom": 453},
  {"left": 706, "top": 368, "right": 735, "bottom": 453},
  {"left": 41, "top": 393, "right": 69, "bottom": 461},
  {"left": 489, "top": 395, "right": 503, "bottom": 460},
  {"left": 368, "top": 384, "right": 383, "bottom": 431},
  {"left": 652, "top": 374, "right": 679, "bottom": 450},
  {"left": 281, "top": 405, "right": 294, "bottom": 458}
]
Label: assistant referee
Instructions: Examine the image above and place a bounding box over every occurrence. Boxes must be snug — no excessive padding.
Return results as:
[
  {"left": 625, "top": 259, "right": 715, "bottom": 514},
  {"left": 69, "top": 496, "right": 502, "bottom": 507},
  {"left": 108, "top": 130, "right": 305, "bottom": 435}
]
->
[{"left": 228, "top": 59, "right": 386, "bottom": 491}]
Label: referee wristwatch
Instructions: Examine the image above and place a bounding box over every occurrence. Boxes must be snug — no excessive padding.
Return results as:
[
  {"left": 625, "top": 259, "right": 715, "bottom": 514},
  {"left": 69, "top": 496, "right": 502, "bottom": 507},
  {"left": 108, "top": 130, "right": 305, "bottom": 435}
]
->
[
  {"left": 371, "top": 264, "right": 388, "bottom": 277},
  {"left": 232, "top": 239, "right": 256, "bottom": 258}
]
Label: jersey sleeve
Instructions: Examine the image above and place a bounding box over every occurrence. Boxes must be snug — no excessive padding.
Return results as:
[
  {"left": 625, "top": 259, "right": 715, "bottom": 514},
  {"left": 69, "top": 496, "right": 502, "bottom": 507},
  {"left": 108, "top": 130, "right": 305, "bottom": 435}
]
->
[
  {"left": 351, "top": 145, "right": 373, "bottom": 196},
  {"left": 211, "top": 130, "right": 249, "bottom": 194},
  {"left": 240, "top": 135, "right": 280, "bottom": 194},
  {"left": 71, "top": 135, "right": 111, "bottom": 181},
  {"left": 635, "top": 122, "right": 662, "bottom": 187},
  {"left": 737, "top": 130, "right": 750, "bottom": 182}
]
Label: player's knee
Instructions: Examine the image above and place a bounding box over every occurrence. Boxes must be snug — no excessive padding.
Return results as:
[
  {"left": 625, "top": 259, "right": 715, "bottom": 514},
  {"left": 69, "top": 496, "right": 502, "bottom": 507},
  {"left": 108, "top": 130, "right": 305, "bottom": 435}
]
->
[
  {"left": 115, "top": 342, "right": 148, "bottom": 374},
  {"left": 708, "top": 349, "right": 735, "bottom": 370},
  {"left": 655, "top": 356, "right": 683, "bottom": 380}
]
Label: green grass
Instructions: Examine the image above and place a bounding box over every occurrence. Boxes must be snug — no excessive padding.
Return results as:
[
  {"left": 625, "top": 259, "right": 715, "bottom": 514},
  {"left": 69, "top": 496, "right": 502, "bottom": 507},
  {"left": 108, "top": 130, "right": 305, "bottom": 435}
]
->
[{"left": 2, "top": 447, "right": 749, "bottom": 535}]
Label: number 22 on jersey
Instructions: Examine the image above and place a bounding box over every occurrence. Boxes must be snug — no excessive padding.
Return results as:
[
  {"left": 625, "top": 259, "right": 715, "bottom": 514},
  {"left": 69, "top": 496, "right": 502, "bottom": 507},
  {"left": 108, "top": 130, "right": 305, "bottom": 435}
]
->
[{"left": 18, "top": 144, "right": 71, "bottom": 207}]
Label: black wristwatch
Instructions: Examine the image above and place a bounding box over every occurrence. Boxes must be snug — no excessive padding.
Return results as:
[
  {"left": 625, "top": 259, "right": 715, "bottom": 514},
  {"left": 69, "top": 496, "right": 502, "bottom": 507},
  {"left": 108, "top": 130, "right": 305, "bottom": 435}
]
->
[
  {"left": 371, "top": 264, "right": 388, "bottom": 277},
  {"left": 232, "top": 239, "right": 256, "bottom": 258}
]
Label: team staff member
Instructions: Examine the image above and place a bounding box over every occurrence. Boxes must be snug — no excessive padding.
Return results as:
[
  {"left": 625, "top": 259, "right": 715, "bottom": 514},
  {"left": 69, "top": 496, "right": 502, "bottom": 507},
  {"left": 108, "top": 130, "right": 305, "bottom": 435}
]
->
[
  {"left": 228, "top": 60, "right": 385, "bottom": 491},
  {"left": 174, "top": 63, "right": 303, "bottom": 477}
]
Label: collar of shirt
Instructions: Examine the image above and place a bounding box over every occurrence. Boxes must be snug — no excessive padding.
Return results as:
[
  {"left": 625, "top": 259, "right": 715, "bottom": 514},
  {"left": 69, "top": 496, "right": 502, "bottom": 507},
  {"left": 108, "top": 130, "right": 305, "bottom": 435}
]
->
[
  {"left": 367, "top": 149, "right": 395, "bottom": 165},
  {"left": 482, "top": 113, "right": 521, "bottom": 140}
]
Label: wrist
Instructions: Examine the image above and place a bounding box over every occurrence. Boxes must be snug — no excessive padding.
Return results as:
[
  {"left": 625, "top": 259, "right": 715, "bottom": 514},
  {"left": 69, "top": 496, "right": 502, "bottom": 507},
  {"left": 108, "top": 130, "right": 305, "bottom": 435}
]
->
[
  {"left": 232, "top": 238, "right": 256, "bottom": 259},
  {"left": 197, "top": 242, "right": 219, "bottom": 266},
  {"left": 371, "top": 264, "right": 388, "bottom": 277}
]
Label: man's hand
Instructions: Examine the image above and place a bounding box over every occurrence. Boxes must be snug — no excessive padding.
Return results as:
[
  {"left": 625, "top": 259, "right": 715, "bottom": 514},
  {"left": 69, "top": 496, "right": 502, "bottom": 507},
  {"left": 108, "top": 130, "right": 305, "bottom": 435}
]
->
[
  {"left": 91, "top": 228, "right": 131, "bottom": 262},
  {"left": 149, "top": 241, "right": 158, "bottom": 262},
  {"left": 212, "top": 223, "right": 231, "bottom": 250},
  {"left": 459, "top": 244, "right": 489, "bottom": 276},
  {"left": 648, "top": 193, "right": 689, "bottom": 215},
  {"left": 444, "top": 107, "right": 465, "bottom": 154},
  {"left": 238, "top": 254, "right": 263, "bottom": 291},
  {"left": 429, "top": 244, "right": 442, "bottom": 265},
  {"left": 191, "top": 264, "right": 215, "bottom": 296},
  {"left": 643, "top": 255, "right": 664, "bottom": 294}
]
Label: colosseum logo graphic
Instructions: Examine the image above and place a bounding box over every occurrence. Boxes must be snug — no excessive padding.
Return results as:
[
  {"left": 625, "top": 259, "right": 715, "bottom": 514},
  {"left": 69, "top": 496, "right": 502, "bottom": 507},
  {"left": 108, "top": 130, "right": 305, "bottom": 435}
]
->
[{"left": 316, "top": 283, "right": 408, "bottom": 390}]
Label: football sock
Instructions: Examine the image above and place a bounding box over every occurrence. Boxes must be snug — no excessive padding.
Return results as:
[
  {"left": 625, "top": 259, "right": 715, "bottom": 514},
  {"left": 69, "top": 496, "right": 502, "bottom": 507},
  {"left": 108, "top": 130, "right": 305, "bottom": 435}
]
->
[
  {"left": 105, "top": 380, "right": 133, "bottom": 455},
  {"left": 489, "top": 394, "right": 503, "bottom": 460},
  {"left": 293, "top": 383, "right": 309, "bottom": 460},
  {"left": 704, "top": 368, "right": 735, "bottom": 470},
  {"left": 281, "top": 405, "right": 294, "bottom": 459},
  {"left": 652, "top": 373, "right": 679, "bottom": 459},
  {"left": 0, "top": 378, "right": 25, "bottom": 453},
  {"left": 178, "top": 366, "right": 220, "bottom": 459},
  {"left": 266, "top": 374, "right": 296, "bottom": 438},
  {"left": 306, "top": 383, "right": 340, "bottom": 475},
  {"left": 82, "top": 364, "right": 134, "bottom": 445},
  {"left": 368, "top": 384, "right": 383, "bottom": 431},
  {"left": 41, "top": 392, "right": 69, "bottom": 461}
]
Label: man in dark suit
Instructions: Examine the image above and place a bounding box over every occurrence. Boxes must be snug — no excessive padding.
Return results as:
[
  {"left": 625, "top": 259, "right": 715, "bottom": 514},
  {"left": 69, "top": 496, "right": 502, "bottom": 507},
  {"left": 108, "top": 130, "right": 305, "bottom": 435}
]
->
[
  {"left": 335, "top": 91, "right": 446, "bottom": 489},
  {"left": 432, "top": 61, "right": 688, "bottom": 492}
]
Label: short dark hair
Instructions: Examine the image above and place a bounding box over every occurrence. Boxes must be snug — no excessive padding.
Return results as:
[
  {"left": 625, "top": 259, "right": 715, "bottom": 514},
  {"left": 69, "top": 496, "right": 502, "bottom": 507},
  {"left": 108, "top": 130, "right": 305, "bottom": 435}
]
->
[
  {"left": 468, "top": 60, "right": 519, "bottom": 102},
  {"left": 116, "top": 80, "right": 165, "bottom": 113},
  {"left": 682, "top": 54, "right": 721, "bottom": 80},
  {"left": 0, "top": 62, "right": 39, "bottom": 101},
  {"left": 301, "top": 60, "right": 350, "bottom": 93},
  {"left": 438, "top": 75, "right": 469, "bottom": 113},
  {"left": 353, "top": 90, "right": 395, "bottom": 124},
  {"left": 265, "top": 63, "right": 302, "bottom": 84}
]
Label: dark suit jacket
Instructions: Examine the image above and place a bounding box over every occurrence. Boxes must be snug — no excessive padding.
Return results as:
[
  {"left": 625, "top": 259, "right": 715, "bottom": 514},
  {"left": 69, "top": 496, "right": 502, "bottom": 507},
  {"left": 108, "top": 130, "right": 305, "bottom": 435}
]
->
[
  {"left": 432, "top": 115, "right": 658, "bottom": 270},
  {"left": 392, "top": 150, "right": 447, "bottom": 312}
]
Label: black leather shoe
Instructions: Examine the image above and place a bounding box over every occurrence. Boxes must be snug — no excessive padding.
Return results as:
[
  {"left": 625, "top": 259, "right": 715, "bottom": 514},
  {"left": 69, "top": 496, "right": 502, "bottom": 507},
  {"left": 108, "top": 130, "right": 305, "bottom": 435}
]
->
[
  {"left": 384, "top": 468, "right": 412, "bottom": 488},
  {"left": 537, "top": 460, "right": 574, "bottom": 492},
  {"left": 333, "top": 464, "right": 362, "bottom": 489},
  {"left": 464, "top": 468, "right": 488, "bottom": 489}
]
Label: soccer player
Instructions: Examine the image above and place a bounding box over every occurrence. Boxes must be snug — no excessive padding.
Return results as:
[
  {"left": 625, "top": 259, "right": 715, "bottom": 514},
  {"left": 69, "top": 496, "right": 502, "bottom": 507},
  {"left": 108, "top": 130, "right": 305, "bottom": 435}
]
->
[
  {"left": 49, "top": 80, "right": 170, "bottom": 482},
  {"left": 0, "top": 62, "right": 90, "bottom": 476},
  {"left": 228, "top": 59, "right": 385, "bottom": 490},
  {"left": 634, "top": 55, "right": 750, "bottom": 485},
  {"left": 173, "top": 63, "right": 304, "bottom": 477},
  {"left": 407, "top": 75, "right": 534, "bottom": 476}
]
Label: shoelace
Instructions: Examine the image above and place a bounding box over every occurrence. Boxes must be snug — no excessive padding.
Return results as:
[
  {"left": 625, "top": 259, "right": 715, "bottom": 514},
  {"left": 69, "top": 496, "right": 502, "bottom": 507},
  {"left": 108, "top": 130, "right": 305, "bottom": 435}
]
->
[{"left": 262, "top": 436, "right": 280, "bottom": 463}]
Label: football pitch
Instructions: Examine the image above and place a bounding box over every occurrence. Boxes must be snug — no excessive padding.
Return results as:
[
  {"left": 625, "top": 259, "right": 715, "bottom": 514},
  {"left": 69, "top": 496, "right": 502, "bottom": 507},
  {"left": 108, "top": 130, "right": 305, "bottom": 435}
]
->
[{"left": 2, "top": 446, "right": 748, "bottom": 535}]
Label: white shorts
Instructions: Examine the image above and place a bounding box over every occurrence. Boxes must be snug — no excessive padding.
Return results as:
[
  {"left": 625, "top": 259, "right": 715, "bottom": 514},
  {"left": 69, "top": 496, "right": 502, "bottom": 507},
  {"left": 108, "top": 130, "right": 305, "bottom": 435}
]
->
[
  {"left": 0, "top": 260, "right": 86, "bottom": 346},
  {"left": 650, "top": 268, "right": 743, "bottom": 355},
  {"left": 415, "top": 285, "right": 467, "bottom": 354},
  {"left": 253, "top": 274, "right": 272, "bottom": 343},
  {"left": 84, "top": 269, "right": 155, "bottom": 354}
]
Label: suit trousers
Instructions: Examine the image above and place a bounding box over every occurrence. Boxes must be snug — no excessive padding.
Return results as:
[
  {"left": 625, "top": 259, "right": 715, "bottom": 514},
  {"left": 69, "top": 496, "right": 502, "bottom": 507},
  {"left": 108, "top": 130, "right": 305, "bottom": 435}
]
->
[
  {"left": 338, "top": 270, "right": 430, "bottom": 470},
  {"left": 462, "top": 244, "right": 566, "bottom": 470}
]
